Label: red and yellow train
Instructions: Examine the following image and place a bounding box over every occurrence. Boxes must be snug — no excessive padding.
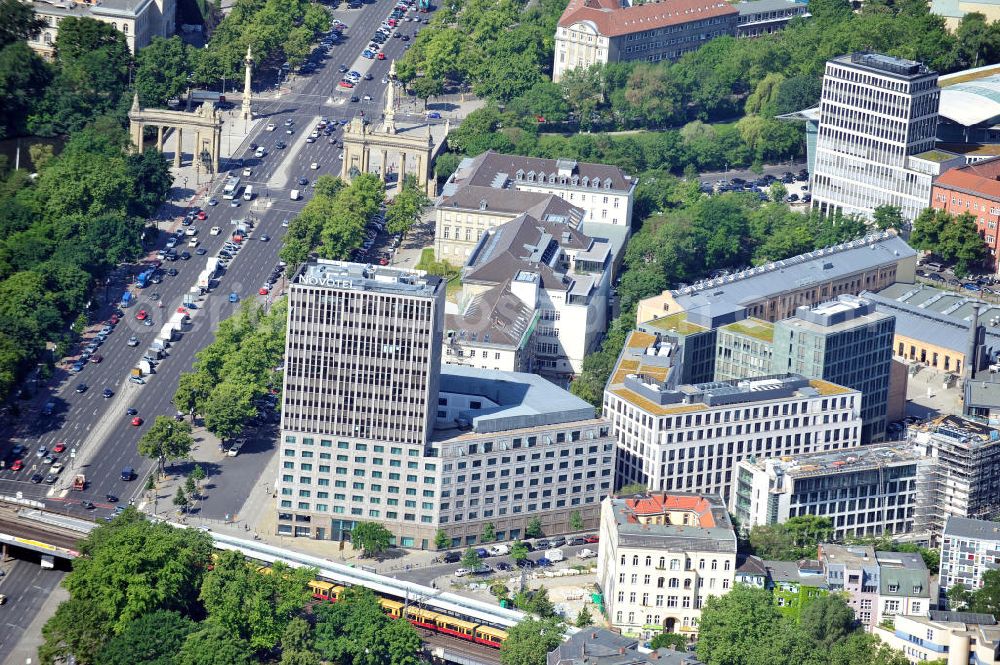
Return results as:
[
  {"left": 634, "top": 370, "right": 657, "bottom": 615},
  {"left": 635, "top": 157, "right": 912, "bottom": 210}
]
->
[{"left": 308, "top": 579, "right": 508, "bottom": 649}]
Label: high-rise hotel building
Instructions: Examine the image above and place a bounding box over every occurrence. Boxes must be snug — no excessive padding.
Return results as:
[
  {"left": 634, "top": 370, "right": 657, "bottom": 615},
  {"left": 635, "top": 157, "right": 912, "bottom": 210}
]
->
[
  {"left": 277, "top": 260, "right": 615, "bottom": 548},
  {"left": 811, "top": 52, "right": 941, "bottom": 222}
]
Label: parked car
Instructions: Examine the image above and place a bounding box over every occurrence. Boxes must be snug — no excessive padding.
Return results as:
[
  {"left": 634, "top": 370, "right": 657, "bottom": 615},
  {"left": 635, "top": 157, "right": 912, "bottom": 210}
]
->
[{"left": 442, "top": 551, "right": 461, "bottom": 563}]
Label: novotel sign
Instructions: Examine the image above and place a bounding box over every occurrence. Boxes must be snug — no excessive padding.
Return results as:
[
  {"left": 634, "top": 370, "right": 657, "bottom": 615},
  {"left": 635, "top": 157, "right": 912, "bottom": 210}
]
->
[{"left": 301, "top": 275, "right": 357, "bottom": 288}]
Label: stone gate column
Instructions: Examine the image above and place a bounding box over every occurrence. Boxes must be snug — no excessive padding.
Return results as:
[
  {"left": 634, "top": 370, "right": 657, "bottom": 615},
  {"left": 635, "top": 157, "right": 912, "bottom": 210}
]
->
[
  {"left": 156, "top": 126, "right": 164, "bottom": 152},
  {"left": 400, "top": 151, "right": 407, "bottom": 181},
  {"left": 213, "top": 128, "right": 221, "bottom": 174},
  {"left": 174, "top": 128, "right": 183, "bottom": 167},
  {"left": 381, "top": 149, "right": 388, "bottom": 181}
]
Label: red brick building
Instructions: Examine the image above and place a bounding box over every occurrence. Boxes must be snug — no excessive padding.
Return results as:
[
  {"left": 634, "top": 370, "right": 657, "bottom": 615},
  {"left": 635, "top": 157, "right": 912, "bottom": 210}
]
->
[{"left": 932, "top": 157, "right": 1000, "bottom": 272}]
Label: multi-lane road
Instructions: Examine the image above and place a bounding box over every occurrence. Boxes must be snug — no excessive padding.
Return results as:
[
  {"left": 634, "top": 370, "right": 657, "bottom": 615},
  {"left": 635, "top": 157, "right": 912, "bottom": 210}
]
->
[{"left": 0, "top": 0, "right": 440, "bottom": 520}]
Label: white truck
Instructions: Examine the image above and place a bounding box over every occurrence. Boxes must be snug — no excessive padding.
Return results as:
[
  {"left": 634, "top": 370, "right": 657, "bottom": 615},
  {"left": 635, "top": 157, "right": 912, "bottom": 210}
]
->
[
  {"left": 138, "top": 359, "right": 155, "bottom": 375},
  {"left": 169, "top": 311, "right": 190, "bottom": 333},
  {"left": 158, "top": 323, "right": 176, "bottom": 344},
  {"left": 488, "top": 544, "right": 510, "bottom": 557},
  {"left": 206, "top": 257, "right": 219, "bottom": 276},
  {"left": 197, "top": 269, "right": 213, "bottom": 290},
  {"left": 545, "top": 548, "right": 565, "bottom": 563}
]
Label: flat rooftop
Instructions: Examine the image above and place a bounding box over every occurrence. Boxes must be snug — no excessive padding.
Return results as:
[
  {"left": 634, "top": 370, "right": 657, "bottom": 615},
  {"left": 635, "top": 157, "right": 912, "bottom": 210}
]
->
[
  {"left": 783, "top": 295, "right": 892, "bottom": 335},
  {"left": 838, "top": 52, "right": 936, "bottom": 80},
  {"left": 607, "top": 493, "right": 737, "bottom": 553},
  {"left": 295, "top": 260, "right": 442, "bottom": 298},
  {"left": 747, "top": 444, "right": 923, "bottom": 479},
  {"left": 434, "top": 364, "right": 596, "bottom": 437}
]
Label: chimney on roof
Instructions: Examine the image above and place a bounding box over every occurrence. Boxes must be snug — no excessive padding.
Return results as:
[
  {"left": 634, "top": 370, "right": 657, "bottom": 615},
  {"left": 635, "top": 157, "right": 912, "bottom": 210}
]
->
[{"left": 619, "top": 648, "right": 626, "bottom": 655}]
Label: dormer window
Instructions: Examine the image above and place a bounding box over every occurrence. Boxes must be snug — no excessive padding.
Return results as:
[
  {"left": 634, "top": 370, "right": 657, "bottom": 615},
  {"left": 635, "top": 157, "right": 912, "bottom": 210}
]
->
[
  {"left": 527, "top": 171, "right": 535, "bottom": 182},
  {"left": 571, "top": 176, "right": 579, "bottom": 186},
  {"left": 549, "top": 173, "right": 557, "bottom": 184},
  {"left": 604, "top": 177, "right": 612, "bottom": 189},
  {"left": 582, "top": 176, "right": 589, "bottom": 187},
  {"left": 515, "top": 169, "right": 525, "bottom": 181}
]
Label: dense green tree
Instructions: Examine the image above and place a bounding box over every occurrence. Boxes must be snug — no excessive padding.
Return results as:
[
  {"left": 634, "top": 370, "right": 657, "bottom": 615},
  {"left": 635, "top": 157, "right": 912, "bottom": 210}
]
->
[
  {"left": 174, "top": 370, "right": 215, "bottom": 417},
  {"left": 461, "top": 547, "right": 482, "bottom": 570},
  {"left": 0, "top": 0, "right": 45, "bottom": 48},
  {"left": 351, "top": 521, "right": 394, "bottom": 558},
  {"left": 385, "top": 176, "right": 429, "bottom": 236},
  {"left": 409, "top": 75, "right": 445, "bottom": 110},
  {"left": 200, "top": 551, "right": 315, "bottom": 650},
  {"left": 177, "top": 623, "right": 255, "bottom": 665},
  {"left": 135, "top": 37, "right": 192, "bottom": 106},
  {"left": 0, "top": 42, "right": 52, "bottom": 139},
  {"left": 749, "top": 515, "right": 832, "bottom": 560},
  {"left": 173, "top": 486, "right": 189, "bottom": 511},
  {"left": 569, "top": 511, "right": 584, "bottom": 531},
  {"left": 40, "top": 511, "right": 213, "bottom": 658},
  {"left": 696, "top": 585, "right": 782, "bottom": 665},
  {"left": 138, "top": 416, "right": 194, "bottom": 476},
  {"left": 434, "top": 529, "right": 451, "bottom": 550},
  {"left": 499, "top": 617, "right": 564, "bottom": 665},
  {"left": 649, "top": 631, "right": 688, "bottom": 651},
  {"left": 482, "top": 522, "right": 496, "bottom": 542},
  {"left": 96, "top": 610, "right": 195, "bottom": 665},
  {"left": 510, "top": 540, "right": 529, "bottom": 563},
  {"left": 525, "top": 517, "right": 543, "bottom": 539},
  {"left": 873, "top": 204, "right": 905, "bottom": 231},
  {"left": 202, "top": 381, "right": 257, "bottom": 443},
  {"left": 508, "top": 81, "right": 571, "bottom": 124},
  {"left": 574, "top": 606, "right": 593, "bottom": 627},
  {"left": 314, "top": 588, "right": 422, "bottom": 665},
  {"left": 799, "top": 594, "right": 856, "bottom": 649}
]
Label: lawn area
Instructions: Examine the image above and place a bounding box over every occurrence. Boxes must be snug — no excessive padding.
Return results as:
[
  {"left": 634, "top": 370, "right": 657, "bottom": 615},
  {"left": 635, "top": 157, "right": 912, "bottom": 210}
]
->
[{"left": 415, "top": 247, "right": 463, "bottom": 303}]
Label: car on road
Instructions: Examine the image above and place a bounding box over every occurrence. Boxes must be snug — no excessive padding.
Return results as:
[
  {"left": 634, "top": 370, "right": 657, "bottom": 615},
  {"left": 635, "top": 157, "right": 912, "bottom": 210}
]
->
[
  {"left": 196, "top": 210, "right": 207, "bottom": 220},
  {"left": 44, "top": 473, "right": 58, "bottom": 484},
  {"left": 179, "top": 251, "right": 191, "bottom": 260},
  {"left": 338, "top": 65, "right": 349, "bottom": 72},
  {"left": 275, "top": 141, "right": 286, "bottom": 149},
  {"left": 363, "top": 94, "right": 372, "bottom": 101},
  {"left": 282, "top": 218, "right": 290, "bottom": 227},
  {"left": 50, "top": 462, "right": 64, "bottom": 474},
  {"left": 454, "top": 568, "right": 473, "bottom": 577},
  {"left": 10, "top": 459, "right": 22, "bottom": 471},
  {"left": 567, "top": 536, "right": 586, "bottom": 546},
  {"left": 167, "top": 268, "right": 178, "bottom": 276},
  {"left": 103, "top": 388, "right": 114, "bottom": 398},
  {"left": 442, "top": 551, "right": 461, "bottom": 563},
  {"left": 75, "top": 383, "right": 88, "bottom": 393},
  {"left": 496, "top": 562, "right": 512, "bottom": 571},
  {"left": 297, "top": 177, "right": 309, "bottom": 186},
  {"left": 305, "top": 136, "right": 315, "bottom": 143},
  {"left": 549, "top": 536, "right": 566, "bottom": 547},
  {"left": 583, "top": 534, "right": 599, "bottom": 543},
  {"left": 127, "top": 336, "right": 140, "bottom": 346},
  {"left": 229, "top": 292, "right": 240, "bottom": 303},
  {"left": 260, "top": 234, "right": 270, "bottom": 242},
  {"left": 53, "top": 442, "right": 66, "bottom": 454},
  {"left": 536, "top": 557, "right": 553, "bottom": 567},
  {"left": 127, "top": 408, "right": 138, "bottom": 416},
  {"left": 131, "top": 416, "right": 143, "bottom": 426},
  {"left": 516, "top": 558, "right": 535, "bottom": 568},
  {"left": 426, "top": 111, "right": 441, "bottom": 119},
  {"left": 377, "top": 52, "right": 386, "bottom": 60},
  {"left": 266, "top": 123, "right": 276, "bottom": 131},
  {"left": 81, "top": 500, "right": 95, "bottom": 509},
  {"left": 129, "top": 376, "right": 145, "bottom": 385},
  {"left": 311, "top": 162, "right": 319, "bottom": 169},
  {"left": 578, "top": 548, "right": 597, "bottom": 559},
  {"left": 207, "top": 198, "right": 218, "bottom": 206},
  {"left": 350, "top": 96, "right": 359, "bottom": 102},
  {"left": 136, "top": 309, "right": 148, "bottom": 321},
  {"left": 210, "top": 226, "right": 221, "bottom": 235},
  {"left": 364, "top": 73, "right": 373, "bottom": 80},
  {"left": 30, "top": 472, "right": 44, "bottom": 484},
  {"left": 196, "top": 247, "right": 207, "bottom": 255}
]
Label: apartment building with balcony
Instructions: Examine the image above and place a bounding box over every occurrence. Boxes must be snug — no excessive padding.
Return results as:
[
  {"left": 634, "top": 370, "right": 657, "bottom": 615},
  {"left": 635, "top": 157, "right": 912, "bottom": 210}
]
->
[
  {"left": 597, "top": 493, "right": 737, "bottom": 640},
  {"left": 732, "top": 444, "right": 931, "bottom": 541},
  {"left": 277, "top": 260, "right": 614, "bottom": 547},
  {"left": 605, "top": 330, "right": 862, "bottom": 503},
  {"left": 940, "top": 515, "right": 1000, "bottom": 605}
]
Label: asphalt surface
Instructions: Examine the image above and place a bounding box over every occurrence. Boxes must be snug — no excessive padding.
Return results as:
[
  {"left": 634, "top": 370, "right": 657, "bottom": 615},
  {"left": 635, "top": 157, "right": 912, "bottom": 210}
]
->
[
  {"left": 395, "top": 539, "right": 599, "bottom": 586},
  {"left": 0, "top": 0, "right": 442, "bottom": 521},
  {"left": 0, "top": 558, "right": 67, "bottom": 663}
]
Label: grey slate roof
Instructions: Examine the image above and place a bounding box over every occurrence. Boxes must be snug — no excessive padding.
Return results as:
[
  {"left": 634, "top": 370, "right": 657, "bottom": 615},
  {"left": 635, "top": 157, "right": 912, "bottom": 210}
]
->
[
  {"left": 764, "top": 560, "right": 829, "bottom": 588},
  {"left": 434, "top": 364, "right": 595, "bottom": 436},
  {"left": 608, "top": 493, "right": 737, "bottom": 553},
  {"left": 548, "top": 630, "right": 703, "bottom": 665},
  {"left": 461, "top": 150, "right": 634, "bottom": 192},
  {"left": 463, "top": 212, "right": 606, "bottom": 293},
  {"left": 673, "top": 232, "right": 915, "bottom": 321},
  {"left": 943, "top": 515, "right": 1000, "bottom": 542},
  {"left": 736, "top": 0, "right": 808, "bottom": 15},
  {"left": 875, "top": 551, "right": 930, "bottom": 597},
  {"left": 446, "top": 282, "right": 537, "bottom": 349}
]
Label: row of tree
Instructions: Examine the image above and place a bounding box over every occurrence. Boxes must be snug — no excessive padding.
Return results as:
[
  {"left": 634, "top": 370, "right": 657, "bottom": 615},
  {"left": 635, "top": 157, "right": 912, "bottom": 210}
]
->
[
  {"left": 695, "top": 586, "right": 924, "bottom": 665},
  {"left": 173, "top": 300, "right": 287, "bottom": 445},
  {"left": 40, "top": 511, "right": 425, "bottom": 665},
  {"left": 569, "top": 187, "right": 871, "bottom": 406},
  {"left": 910, "top": 208, "right": 991, "bottom": 277},
  {"left": 279, "top": 173, "right": 386, "bottom": 270}
]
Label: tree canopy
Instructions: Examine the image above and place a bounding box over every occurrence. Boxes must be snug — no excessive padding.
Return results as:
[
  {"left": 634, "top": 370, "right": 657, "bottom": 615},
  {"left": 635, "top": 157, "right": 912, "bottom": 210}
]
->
[{"left": 350, "top": 521, "right": 393, "bottom": 558}]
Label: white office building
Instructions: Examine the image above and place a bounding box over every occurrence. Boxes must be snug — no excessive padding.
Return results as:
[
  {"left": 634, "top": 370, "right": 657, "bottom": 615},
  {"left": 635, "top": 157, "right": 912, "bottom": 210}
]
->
[
  {"left": 811, "top": 52, "right": 941, "bottom": 222},
  {"left": 605, "top": 330, "right": 863, "bottom": 504}
]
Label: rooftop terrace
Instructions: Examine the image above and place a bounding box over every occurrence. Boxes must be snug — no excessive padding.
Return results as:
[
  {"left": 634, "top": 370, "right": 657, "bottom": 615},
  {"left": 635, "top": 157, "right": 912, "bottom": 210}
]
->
[{"left": 296, "top": 260, "right": 442, "bottom": 297}]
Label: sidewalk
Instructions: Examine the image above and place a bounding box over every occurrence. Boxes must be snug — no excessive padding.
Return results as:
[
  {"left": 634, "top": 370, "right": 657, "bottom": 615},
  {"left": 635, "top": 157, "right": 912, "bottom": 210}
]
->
[{"left": 1, "top": 583, "right": 68, "bottom": 665}]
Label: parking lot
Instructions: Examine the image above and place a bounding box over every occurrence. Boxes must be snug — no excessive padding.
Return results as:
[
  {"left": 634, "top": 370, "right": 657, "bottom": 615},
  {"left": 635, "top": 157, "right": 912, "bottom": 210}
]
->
[{"left": 702, "top": 168, "right": 811, "bottom": 205}]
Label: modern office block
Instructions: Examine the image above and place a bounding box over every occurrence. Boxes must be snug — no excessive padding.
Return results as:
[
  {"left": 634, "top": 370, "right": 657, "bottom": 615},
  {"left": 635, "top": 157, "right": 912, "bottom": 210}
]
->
[
  {"left": 874, "top": 611, "right": 1000, "bottom": 665},
  {"left": 277, "top": 261, "right": 614, "bottom": 546},
  {"left": 811, "top": 52, "right": 941, "bottom": 222},
  {"left": 733, "top": 444, "right": 930, "bottom": 541},
  {"left": 605, "top": 330, "right": 862, "bottom": 503},
  {"left": 773, "top": 295, "right": 895, "bottom": 443},
  {"left": 597, "top": 493, "right": 737, "bottom": 640}
]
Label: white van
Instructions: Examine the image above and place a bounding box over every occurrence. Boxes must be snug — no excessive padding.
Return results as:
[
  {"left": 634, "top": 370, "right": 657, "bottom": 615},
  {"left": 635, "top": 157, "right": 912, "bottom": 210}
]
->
[
  {"left": 545, "top": 548, "right": 565, "bottom": 562},
  {"left": 290, "top": 189, "right": 301, "bottom": 200},
  {"left": 243, "top": 185, "right": 254, "bottom": 201},
  {"left": 488, "top": 544, "right": 510, "bottom": 557}
]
